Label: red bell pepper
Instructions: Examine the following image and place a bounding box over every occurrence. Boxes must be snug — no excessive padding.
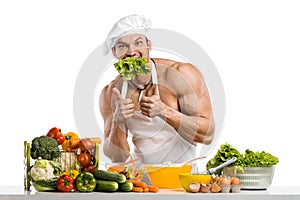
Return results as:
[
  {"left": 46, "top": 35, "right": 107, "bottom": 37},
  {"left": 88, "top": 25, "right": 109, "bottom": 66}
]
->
[
  {"left": 46, "top": 127, "right": 65, "bottom": 145},
  {"left": 56, "top": 174, "right": 74, "bottom": 192}
]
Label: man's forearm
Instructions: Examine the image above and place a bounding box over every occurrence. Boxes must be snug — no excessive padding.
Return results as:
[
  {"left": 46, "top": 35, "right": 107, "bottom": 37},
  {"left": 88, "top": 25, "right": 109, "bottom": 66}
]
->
[
  {"left": 103, "top": 120, "right": 130, "bottom": 162},
  {"left": 160, "top": 106, "right": 214, "bottom": 145}
]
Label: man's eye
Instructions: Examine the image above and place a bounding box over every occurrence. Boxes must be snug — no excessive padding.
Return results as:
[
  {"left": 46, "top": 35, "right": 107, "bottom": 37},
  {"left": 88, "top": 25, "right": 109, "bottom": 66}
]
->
[
  {"left": 118, "top": 44, "right": 127, "bottom": 49},
  {"left": 135, "top": 41, "right": 143, "bottom": 46}
]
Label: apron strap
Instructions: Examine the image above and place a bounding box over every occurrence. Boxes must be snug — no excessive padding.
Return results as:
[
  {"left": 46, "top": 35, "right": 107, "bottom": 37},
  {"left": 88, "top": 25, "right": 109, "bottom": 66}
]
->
[
  {"left": 121, "top": 80, "right": 128, "bottom": 99},
  {"left": 121, "top": 60, "right": 158, "bottom": 99}
]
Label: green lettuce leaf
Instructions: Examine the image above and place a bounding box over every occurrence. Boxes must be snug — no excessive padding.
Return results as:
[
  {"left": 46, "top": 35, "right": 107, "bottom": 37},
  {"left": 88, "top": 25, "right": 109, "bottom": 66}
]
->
[{"left": 114, "top": 57, "right": 151, "bottom": 80}]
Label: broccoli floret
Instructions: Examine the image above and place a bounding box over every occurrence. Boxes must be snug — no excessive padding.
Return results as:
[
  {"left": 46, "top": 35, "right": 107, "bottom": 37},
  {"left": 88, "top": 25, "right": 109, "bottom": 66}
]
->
[{"left": 31, "top": 135, "right": 60, "bottom": 160}]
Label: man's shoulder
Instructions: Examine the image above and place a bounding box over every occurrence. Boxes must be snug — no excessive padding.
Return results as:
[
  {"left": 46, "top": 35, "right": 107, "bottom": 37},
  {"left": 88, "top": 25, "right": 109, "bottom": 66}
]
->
[
  {"left": 152, "top": 58, "right": 196, "bottom": 72},
  {"left": 101, "top": 76, "right": 121, "bottom": 95}
]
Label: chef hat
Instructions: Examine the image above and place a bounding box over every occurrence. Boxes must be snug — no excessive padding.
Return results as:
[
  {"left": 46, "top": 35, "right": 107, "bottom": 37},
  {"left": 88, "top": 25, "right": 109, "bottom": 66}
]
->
[{"left": 104, "top": 14, "right": 151, "bottom": 55}]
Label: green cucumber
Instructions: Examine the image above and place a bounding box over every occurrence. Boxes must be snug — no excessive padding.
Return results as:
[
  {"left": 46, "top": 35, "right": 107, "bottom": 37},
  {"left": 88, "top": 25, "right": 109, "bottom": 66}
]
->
[
  {"left": 93, "top": 170, "right": 126, "bottom": 183},
  {"left": 118, "top": 181, "right": 133, "bottom": 192},
  {"left": 95, "top": 180, "right": 118, "bottom": 192}
]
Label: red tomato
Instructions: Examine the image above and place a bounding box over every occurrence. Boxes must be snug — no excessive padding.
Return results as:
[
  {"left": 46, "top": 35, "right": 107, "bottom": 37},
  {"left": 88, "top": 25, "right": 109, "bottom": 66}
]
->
[
  {"left": 81, "top": 165, "right": 96, "bottom": 173},
  {"left": 77, "top": 152, "right": 92, "bottom": 167}
]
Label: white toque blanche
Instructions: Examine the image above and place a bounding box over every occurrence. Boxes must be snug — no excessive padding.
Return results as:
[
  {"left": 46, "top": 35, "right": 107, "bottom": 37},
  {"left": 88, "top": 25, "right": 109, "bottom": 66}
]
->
[{"left": 104, "top": 14, "right": 152, "bottom": 55}]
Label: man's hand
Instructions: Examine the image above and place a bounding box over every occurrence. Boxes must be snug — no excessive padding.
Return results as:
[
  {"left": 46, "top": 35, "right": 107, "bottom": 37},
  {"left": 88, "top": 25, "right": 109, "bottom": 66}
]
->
[
  {"left": 113, "top": 88, "right": 135, "bottom": 123},
  {"left": 140, "top": 83, "right": 165, "bottom": 117}
]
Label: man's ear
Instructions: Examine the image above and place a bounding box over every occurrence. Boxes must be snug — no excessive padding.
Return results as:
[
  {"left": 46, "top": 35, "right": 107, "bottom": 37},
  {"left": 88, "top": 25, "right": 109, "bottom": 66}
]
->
[
  {"left": 112, "top": 47, "right": 117, "bottom": 58},
  {"left": 147, "top": 39, "right": 152, "bottom": 51}
]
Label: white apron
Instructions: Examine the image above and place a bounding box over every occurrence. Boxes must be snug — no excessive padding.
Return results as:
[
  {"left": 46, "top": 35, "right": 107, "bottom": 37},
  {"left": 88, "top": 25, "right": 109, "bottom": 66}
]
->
[{"left": 121, "top": 61, "right": 197, "bottom": 165}]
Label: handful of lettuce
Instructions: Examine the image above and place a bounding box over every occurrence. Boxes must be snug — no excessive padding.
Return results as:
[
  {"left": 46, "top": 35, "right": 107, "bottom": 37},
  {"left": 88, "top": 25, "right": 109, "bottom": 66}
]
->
[{"left": 114, "top": 57, "right": 151, "bottom": 80}]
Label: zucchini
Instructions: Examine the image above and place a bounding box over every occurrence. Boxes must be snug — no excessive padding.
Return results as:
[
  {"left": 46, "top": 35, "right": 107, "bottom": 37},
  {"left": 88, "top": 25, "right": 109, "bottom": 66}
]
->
[
  {"left": 118, "top": 181, "right": 133, "bottom": 192},
  {"left": 93, "top": 170, "right": 126, "bottom": 183},
  {"left": 95, "top": 180, "right": 118, "bottom": 192}
]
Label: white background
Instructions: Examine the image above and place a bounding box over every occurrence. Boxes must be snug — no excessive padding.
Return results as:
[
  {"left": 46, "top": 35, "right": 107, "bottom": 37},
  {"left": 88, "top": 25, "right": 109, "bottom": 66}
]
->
[{"left": 1, "top": 0, "right": 300, "bottom": 187}]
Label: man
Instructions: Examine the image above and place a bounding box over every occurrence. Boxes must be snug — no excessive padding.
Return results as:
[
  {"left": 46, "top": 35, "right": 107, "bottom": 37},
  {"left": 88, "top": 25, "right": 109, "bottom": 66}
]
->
[{"left": 100, "top": 15, "right": 215, "bottom": 165}]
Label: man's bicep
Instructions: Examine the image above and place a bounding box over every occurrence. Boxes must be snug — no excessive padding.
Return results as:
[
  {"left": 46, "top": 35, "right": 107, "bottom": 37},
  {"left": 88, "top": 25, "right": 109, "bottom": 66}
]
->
[{"left": 178, "top": 79, "right": 212, "bottom": 118}]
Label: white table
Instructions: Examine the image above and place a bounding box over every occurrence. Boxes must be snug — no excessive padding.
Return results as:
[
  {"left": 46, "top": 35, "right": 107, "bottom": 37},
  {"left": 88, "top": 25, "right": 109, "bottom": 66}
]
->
[{"left": 0, "top": 186, "right": 300, "bottom": 200}]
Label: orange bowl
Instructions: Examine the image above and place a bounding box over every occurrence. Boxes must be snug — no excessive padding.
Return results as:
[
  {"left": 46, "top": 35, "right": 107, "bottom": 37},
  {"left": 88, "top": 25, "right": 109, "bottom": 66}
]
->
[{"left": 144, "top": 164, "right": 192, "bottom": 188}]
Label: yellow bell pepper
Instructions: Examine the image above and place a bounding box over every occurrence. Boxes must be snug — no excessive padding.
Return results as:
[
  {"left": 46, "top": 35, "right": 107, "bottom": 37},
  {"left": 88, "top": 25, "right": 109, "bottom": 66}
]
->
[
  {"left": 61, "top": 132, "right": 80, "bottom": 151},
  {"left": 62, "top": 169, "right": 79, "bottom": 179}
]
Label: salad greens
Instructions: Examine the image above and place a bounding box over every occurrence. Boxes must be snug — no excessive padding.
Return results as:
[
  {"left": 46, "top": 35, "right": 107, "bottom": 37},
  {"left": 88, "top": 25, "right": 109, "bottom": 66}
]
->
[
  {"left": 206, "top": 143, "right": 279, "bottom": 175},
  {"left": 114, "top": 57, "right": 151, "bottom": 80},
  {"left": 206, "top": 143, "right": 244, "bottom": 174},
  {"left": 243, "top": 149, "right": 279, "bottom": 167}
]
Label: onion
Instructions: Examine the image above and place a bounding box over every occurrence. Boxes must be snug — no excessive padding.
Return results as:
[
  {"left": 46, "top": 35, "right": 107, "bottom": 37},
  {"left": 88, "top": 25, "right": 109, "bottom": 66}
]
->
[{"left": 79, "top": 138, "right": 95, "bottom": 151}]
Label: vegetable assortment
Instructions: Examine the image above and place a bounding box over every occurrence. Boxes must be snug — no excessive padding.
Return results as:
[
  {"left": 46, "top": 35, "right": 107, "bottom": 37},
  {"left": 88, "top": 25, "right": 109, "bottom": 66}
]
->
[
  {"left": 25, "top": 126, "right": 159, "bottom": 193},
  {"left": 25, "top": 127, "right": 101, "bottom": 192}
]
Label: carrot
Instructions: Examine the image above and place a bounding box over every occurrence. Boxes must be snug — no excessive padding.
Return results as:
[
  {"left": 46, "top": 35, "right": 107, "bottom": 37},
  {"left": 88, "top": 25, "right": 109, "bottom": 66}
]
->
[
  {"left": 130, "top": 180, "right": 147, "bottom": 187},
  {"left": 143, "top": 187, "right": 149, "bottom": 192},
  {"left": 132, "top": 187, "right": 144, "bottom": 193},
  {"left": 147, "top": 185, "right": 159, "bottom": 193}
]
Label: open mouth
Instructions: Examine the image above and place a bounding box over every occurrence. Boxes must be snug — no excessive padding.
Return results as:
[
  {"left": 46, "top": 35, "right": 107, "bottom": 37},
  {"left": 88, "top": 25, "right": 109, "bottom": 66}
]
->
[{"left": 123, "top": 52, "right": 142, "bottom": 59}]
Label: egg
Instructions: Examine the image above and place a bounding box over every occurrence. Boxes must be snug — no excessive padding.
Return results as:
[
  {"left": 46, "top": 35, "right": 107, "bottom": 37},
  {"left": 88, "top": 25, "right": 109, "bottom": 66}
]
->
[
  {"left": 189, "top": 182, "right": 200, "bottom": 193},
  {"left": 231, "top": 177, "right": 241, "bottom": 185},
  {"left": 220, "top": 177, "right": 231, "bottom": 186},
  {"left": 215, "top": 176, "right": 222, "bottom": 184}
]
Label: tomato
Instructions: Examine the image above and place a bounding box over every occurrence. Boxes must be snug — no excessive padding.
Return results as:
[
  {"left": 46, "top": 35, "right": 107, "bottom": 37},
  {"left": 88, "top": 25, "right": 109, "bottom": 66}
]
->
[
  {"left": 81, "top": 165, "right": 96, "bottom": 173},
  {"left": 77, "top": 151, "right": 92, "bottom": 167},
  {"left": 78, "top": 138, "right": 95, "bottom": 151}
]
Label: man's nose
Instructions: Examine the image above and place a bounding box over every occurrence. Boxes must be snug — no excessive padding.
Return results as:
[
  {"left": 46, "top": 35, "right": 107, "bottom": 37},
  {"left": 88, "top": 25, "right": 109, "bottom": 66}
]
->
[
  {"left": 126, "top": 45, "right": 138, "bottom": 56},
  {"left": 127, "top": 44, "right": 137, "bottom": 52}
]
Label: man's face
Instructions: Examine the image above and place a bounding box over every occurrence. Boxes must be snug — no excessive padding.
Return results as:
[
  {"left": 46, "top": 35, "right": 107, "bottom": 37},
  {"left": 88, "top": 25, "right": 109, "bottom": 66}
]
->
[{"left": 112, "top": 34, "right": 151, "bottom": 60}]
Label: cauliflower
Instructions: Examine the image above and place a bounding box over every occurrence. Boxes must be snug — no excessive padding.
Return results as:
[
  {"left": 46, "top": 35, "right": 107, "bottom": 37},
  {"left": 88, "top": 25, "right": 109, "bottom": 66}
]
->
[
  {"left": 29, "top": 158, "right": 62, "bottom": 191},
  {"left": 30, "top": 162, "right": 57, "bottom": 181}
]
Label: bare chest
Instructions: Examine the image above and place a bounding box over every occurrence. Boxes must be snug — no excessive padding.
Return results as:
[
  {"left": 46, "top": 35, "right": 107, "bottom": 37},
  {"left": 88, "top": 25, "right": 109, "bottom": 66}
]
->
[{"left": 127, "top": 85, "right": 179, "bottom": 111}]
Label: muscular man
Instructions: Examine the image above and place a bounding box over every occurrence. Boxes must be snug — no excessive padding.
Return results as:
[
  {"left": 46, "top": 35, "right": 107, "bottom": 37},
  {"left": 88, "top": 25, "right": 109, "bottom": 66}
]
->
[{"left": 100, "top": 15, "right": 215, "bottom": 165}]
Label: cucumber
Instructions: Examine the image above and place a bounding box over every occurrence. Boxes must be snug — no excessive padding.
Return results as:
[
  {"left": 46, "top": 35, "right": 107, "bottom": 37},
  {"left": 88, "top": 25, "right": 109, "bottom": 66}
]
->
[
  {"left": 118, "top": 181, "right": 133, "bottom": 192},
  {"left": 95, "top": 180, "right": 118, "bottom": 192},
  {"left": 93, "top": 170, "right": 126, "bottom": 183}
]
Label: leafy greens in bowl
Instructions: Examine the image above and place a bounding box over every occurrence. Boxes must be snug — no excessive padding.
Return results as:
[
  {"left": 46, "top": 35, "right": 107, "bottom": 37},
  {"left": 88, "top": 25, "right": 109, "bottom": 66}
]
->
[
  {"left": 114, "top": 57, "right": 151, "bottom": 80},
  {"left": 206, "top": 143, "right": 279, "bottom": 175}
]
